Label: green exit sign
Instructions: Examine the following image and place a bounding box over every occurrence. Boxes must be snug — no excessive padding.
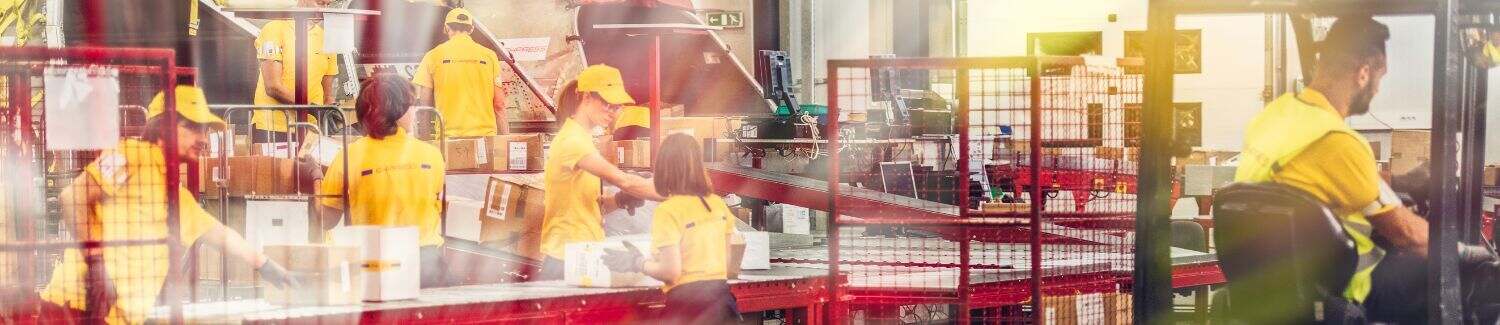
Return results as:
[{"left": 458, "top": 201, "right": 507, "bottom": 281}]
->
[{"left": 705, "top": 11, "right": 744, "bottom": 29}]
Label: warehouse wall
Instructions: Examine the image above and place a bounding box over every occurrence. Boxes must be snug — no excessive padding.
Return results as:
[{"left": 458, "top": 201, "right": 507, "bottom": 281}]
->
[{"left": 692, "top": 0, "right": 756, "bottom": 70}]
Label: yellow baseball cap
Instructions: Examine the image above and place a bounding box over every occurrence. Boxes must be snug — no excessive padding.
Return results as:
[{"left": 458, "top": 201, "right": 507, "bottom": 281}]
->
[
  {"left": 576, "top": 64, "right": 635, "bottom": 105},
  {"left": 445, "top": 8, "right": 474, "bottom": 25},
  {"left": 148, "top": 85, "right": 227, "bottom": 130}
]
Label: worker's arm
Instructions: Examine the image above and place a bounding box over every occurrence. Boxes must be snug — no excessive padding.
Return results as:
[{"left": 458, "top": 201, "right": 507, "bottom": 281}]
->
[
  {"left": 316, "top": 152, "right": 349, "bottom": 231},
  {"left": 59, "top": 174, "right": 104, "bottom": 253},
  {"left": 578, "top": 153, "right": 663, "bottom": 201},
  {"left": 196, "top": 225, "right": 266, "bottom": 268},
  {"left": 641, "top": 244, "right": 682, "bottom": 283},
  {"left": 415, "top": 85, "right": 434, "bottom": 106},
  {"left": 260, "top": 60, "right": 295, "bottom": 104},
  {"left": 321, "top": 75, "right": 335, "bottom": 105},
  {"left": 493, "top": 85, "right": 509, "bottom": 134},
  {"left": 1369, "top": 205, "right": 1430, "bottom": 257}
]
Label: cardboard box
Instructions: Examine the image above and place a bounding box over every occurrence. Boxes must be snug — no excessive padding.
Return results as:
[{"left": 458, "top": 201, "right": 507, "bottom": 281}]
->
[
  {"left": 1041, "top": 293, "right": 1106, "bottom": 325},
  {"left": 1102, "top": 293, "right": 1132, "bottom": 325},
  {"left": 614, "top": 140, "right": 652, "bottom": 168},
  {"left": 1179, "top": 149, "right": 1240, "bottom": 167},
  {"left": 487, "top": 133, "right": 545, "bottom": 171},
  {"left": 438, "top": 137, "right": 489, "bottom": 170},
  {"left": 297, "top": 133, "right": 345, "bottom": 167},
  {"left": 769, "top": 204, "right": 811, "bottom": 235},
  {"left": 661, "top": 117, "right": 732, "bottom": 144},
  {"left": 207, "top": 156, "right": 297, "bottom": 195},
  {"left": 1390, "top": 130, "right": 1431, "bottom": 175},
  {"left": 1095, "top": 147, "right": 1125, "bottom": 160},
  {"left": 263, "top": 244, "right": 363, "bottom": 306},
  {"left": 564, "top": 239, "right": 664, "bottom": 288},
  {"left": 1183, "top": 165, "right": 1238, "bottom": 196},
  {"left": 479, "top": 174, "right": 547, "bottom": 260},
  {"left": 739, "top": 231, "right": 770, "bottom": 270},
  {"left": 445, "top": 197, "right": 485, "bottom": 242},
  {"left": 244, "top": 199, "right": 311, "bottom": 248},
  {"left": 1486, "top": 166, "right": 1500, "bottom": 187},
  {"left": 330, "top": 226, "right": 421, "bottom": 302}
]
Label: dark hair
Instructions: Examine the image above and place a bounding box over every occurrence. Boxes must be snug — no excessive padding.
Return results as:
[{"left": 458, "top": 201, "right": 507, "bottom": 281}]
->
[
  {"left": 446, "top": 22, "right": 473, "bottom": 33},
  {"left": 1315, "top": 16, "right": 1390, "bottom": 80},
  {"left": 356, "top": 73, "right": 414, "bottom": 139},
  {"left": 652, "top": 134, "right": 712, "bottom": 199}
]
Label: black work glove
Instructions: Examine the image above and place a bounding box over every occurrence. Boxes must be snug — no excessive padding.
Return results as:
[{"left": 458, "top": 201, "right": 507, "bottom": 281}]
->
[
  {"left": 258, "top": 259, "right": 301, "bottom": 289},
  {"left": 602, "top": 241, "right": 644, "bottom": 273},
  {"left": 615, "top": 191, "right": 645, "bottom": 215}
]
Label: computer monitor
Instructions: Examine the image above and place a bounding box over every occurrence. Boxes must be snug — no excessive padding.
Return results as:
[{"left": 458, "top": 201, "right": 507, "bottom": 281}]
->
[{"left": 880, "top": 161, "right": 918, "bottom": 198}]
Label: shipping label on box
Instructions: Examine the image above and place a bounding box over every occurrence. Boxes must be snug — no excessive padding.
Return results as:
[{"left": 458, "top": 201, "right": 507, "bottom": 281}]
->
[
  {"left": 330, "top": 226, "right": 421, "bottom": 302},
  {"left": 564, "top": 240, "right": 664, "bottom": 288},
  {"left": 297, "top": 133, "right": 345, "bottom": 167}
]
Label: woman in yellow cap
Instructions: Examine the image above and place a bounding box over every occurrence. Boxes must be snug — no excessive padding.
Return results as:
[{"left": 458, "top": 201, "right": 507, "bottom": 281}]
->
[
  {"left": 316, "top": 74, "right": 449, "bottom": 288},
  {"left": 36, "top": 86, "right": 295, "bottom": 324},
  {"left": 603, "top": 133, "right": 744, "bottom": 324},
  {"left": 535, "top": 64, "right": 662, "bottom": 280}
]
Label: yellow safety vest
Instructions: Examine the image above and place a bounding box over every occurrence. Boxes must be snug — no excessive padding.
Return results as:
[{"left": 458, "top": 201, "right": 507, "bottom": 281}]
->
[{"left": 1234, "top": 92, "right": 1385, "bottom": 303}]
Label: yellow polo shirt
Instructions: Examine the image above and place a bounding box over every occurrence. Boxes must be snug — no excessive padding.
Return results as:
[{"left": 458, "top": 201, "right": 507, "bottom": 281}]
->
[
  {"left": 252, "top": 20, "right": 340, "bottom": 132},
  {"left": 319, "top": 129, "right": 447, "bottom": 247},
  {"left": 650, "top": 195, "right": 735, "bottom": 292},
  {"left": 1267, "top": 90, "right": 1391, "bottom": 217},
  {"left": 40, "top": 139, "right": 224, "bottom": 325},
  {"left": 540, "top": 119, "right": 604, "bottom": 259},
  {"left": 412, "top": 34, "right": 504, "bottom": 137}
]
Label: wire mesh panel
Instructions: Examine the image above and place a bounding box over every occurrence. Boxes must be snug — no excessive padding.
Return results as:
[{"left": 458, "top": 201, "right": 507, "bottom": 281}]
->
[
  {"left": 0, "top": 46, "right": 189, "bottom": 324},
  {"left": 825, "top": 57, "right": 1142, "bottom": 324}
]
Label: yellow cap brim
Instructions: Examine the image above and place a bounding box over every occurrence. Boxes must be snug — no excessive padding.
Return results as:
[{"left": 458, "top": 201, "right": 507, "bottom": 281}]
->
[
  {"left": 182, "top": 110, "right": 228, "bottom": 131},
  {"left": 597, "top": 87, "right": 636, "bottom": 105}
]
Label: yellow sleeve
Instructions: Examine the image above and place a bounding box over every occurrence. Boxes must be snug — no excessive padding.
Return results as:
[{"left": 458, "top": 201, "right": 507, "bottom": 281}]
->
[
  {"left": 318, "top": 150, "right": 348, "bottom": 209},
  {"left": 651, "top": 202, "right": 682, "bottom": 250},
  {"left": 412, "top": 51, "right": 436, "bottom": 88},
  {"left": 1284, "top": 132, "right": 1384, "bottom": 213},
  {"left": 177, "top": 191, "right": 226, "bottom": 246},
  {"left": 325, "top": 53, "right": 340, "bottom": 76},
  {"left": 255, "top": 22, "right": 286, "bottom": 61}
]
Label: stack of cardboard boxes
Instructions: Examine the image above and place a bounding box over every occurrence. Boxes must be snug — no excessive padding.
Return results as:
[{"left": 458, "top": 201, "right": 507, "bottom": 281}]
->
[
  {"left": 434, "top": 134, "right": 546, "bottom": 171},
  {"left": 1388, "top": 130, "right": 1430, "bottom": 175},
  {"left": 1041, "top": 292, "right": 1132, "bottom": 325}
]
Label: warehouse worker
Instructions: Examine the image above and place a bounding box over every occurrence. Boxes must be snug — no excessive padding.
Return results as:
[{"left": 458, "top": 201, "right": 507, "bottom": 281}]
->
[
  {"left": 37, "top": 86, "right": 295, "bottom": 324},
  {"left": 413, "top": 7, "right": 509, "bottom": 136},
  {"left": 316, "top": 74, "right": 449, "bottom": 288},
  {"left": 251, "top": 0, "right": 340, "bottom": 143},
  {"left": 536, "top": 64, "right": 661, "bottom": 280},
  {"left": 604, "top": 134, "right": 743, "bottom": 324},
  {"left": 1235, "top": 16, "right": 1500, "bottom": 322}
]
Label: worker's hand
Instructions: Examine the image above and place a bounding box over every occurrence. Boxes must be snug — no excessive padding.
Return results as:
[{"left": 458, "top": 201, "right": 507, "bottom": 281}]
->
[
  {"left": 615, "top": 191, "right": 644, "bottom": 215},
  {"left": 602, "top": 242, "right": 644, "bottom": 273},
  {"left": 295, "top": 155, "right": 324, "bottom": 192},
  {"left": 257, "top": 260, "right": 301, "bottom": 289},
  {"left": 1460, "top": 243, "right": 1500, "bottom": 266}
]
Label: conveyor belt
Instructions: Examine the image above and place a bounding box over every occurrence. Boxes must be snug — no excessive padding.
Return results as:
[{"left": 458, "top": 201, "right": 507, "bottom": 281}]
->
[
  {"left": 161, "top": 268, "right": 829, "bottom": 323},
  {"left": 707, "top": 164, "right": 1129, "bottom": 245}
]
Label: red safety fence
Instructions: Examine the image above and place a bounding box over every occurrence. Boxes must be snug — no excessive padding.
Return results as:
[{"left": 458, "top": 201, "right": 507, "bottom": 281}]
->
[
  {"left": 0, "top": 46, "right": 193, "bottom": 324},
  {"left": 823, "top": 57, "right": 1144, "bottom": 324}
]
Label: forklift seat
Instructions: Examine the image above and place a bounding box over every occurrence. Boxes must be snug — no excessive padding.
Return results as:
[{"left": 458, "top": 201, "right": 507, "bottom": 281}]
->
[{"left": 1212, "top": 182, "right": 1364, "bottom": 324}]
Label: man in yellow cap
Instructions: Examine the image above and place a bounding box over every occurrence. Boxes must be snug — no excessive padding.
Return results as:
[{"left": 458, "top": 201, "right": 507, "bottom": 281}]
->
[
  {"left": 535, "top": 65, "right": 659, "bottom": 280},
  {"left": 413, "top": 7, "right": 509, "bottom": 136},
  {"left": 36, "top": 86, "right": 296, "bottom": 324},
  {"left": 251, "top": 0, "right": 340, "bottom": 143}
]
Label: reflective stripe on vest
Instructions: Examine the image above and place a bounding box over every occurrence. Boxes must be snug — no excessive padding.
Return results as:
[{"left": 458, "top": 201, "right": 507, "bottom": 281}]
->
[{"left": 1234, "top": 91, "right": 1386, "bottom": 303}]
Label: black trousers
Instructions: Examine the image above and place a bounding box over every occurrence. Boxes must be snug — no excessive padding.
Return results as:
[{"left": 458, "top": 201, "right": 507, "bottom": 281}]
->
[
  {"left": 661, "top": 280, "right": 738, "bottom": 325},
  {"left": 1364, "top": 251, "right": 1500, "bottom": 323}
]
